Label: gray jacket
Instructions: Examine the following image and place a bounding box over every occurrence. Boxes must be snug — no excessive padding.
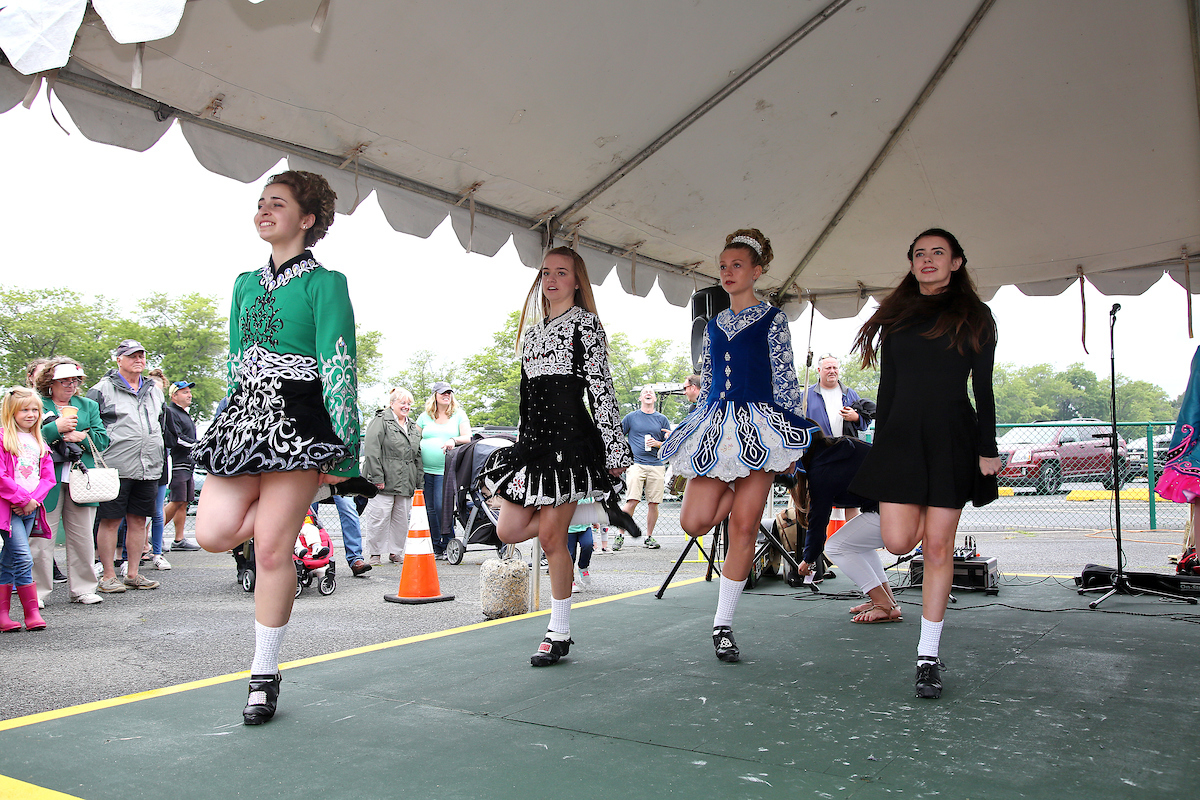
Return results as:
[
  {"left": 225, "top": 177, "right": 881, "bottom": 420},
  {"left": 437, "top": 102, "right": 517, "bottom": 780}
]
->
[
  {"left": 87, "top": 370, "right": 165, "bottom": 480},
  {"left": 361, "top": 408, "right": 423, "bottom": 496}
]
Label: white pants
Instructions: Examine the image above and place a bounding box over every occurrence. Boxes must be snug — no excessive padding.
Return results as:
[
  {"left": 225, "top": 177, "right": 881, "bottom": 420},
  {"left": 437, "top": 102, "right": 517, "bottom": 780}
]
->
[
  {"left": 824, "top": 511, "right": 889, "bottom": 595},
  {"left": 31, "top": 492, "right": 98, "bottom": 601},
  {"left": 361, "top": 493, "right": 412, "bottom": 559}
]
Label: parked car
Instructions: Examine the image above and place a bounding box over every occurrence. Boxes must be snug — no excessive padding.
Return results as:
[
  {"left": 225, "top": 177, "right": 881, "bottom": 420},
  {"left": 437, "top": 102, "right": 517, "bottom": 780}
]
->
[
  {"left": 996, "top": 419, "right": 1128, "bottom": 494},
  {"left": 1126, "top": 431, "right": 1173, "bottom": 481}
]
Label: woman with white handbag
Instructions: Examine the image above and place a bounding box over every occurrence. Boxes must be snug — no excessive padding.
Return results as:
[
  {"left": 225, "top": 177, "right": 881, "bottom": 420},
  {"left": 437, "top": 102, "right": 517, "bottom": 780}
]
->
[{"left": 34, "top": 358, "right": 110, "bottom": 606}]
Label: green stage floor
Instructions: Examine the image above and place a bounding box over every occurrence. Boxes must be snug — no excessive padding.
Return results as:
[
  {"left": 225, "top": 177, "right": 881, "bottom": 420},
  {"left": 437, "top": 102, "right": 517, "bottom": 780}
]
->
[{"left": 2, "top": 575, "right": 1198, "bottom": 799}]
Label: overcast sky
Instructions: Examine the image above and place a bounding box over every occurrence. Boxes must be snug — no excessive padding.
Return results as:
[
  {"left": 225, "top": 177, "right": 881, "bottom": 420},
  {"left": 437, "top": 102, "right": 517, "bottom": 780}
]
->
[{"left": 2, "top": 102, "right": 1196, "bottom": 407}]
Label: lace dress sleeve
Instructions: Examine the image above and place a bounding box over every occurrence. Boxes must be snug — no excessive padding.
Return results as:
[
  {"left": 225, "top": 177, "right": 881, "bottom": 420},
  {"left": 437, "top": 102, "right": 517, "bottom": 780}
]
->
[
  {"left": 579, "top": 312, "right": 633, "bottom": 470},
  {"left": 767, "top": 309, "right": 805, "bottom": 417}
]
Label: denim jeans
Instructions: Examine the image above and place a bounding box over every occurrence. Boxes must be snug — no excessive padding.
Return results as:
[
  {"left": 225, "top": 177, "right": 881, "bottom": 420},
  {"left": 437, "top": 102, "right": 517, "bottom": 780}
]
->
[
  {"left": 1, "top": 512, "right": 36, "bottom": 586},
  {"left": 423, "top": 472, "right": 446, "bottom": 554},
  {"left": 568, "top": 527, "right": 595, "bottom": 571},
  {"left": 331, "top": 495, "right": 363, "bottom": 566}
]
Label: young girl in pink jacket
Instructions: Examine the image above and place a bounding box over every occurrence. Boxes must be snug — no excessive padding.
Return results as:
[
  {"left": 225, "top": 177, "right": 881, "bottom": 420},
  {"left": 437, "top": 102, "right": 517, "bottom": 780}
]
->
[{"left": 0, "top": 386, "right": 56, "bottom": 631}]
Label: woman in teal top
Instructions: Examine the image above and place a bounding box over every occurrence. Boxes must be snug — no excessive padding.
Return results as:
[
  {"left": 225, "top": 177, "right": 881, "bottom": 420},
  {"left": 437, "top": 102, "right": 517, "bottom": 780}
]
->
[
  {"left": 192, "top": 170, "right": 360, "bottom": 727},
  {"left": 33, "top": 358, "right": 109, "bottom": 606},
  {"left": 416, "top": 381, "right": 471, "bottom": 557}
]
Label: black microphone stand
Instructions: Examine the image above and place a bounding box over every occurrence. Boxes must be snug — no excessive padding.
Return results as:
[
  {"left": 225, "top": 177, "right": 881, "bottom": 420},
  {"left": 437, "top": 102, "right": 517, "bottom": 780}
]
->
[{"left": 1080, "top": 303, "right": 1193, "bottom": 607}]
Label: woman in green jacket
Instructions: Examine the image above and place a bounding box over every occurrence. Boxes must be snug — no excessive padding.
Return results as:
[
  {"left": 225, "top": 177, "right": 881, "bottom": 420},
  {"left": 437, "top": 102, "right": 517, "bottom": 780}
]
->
[
  {"left": 361, "top": 387, "right": 423, "bottom": 564},
  {"left": 33, "top": 357, "right": 110, "bottom": 606}
]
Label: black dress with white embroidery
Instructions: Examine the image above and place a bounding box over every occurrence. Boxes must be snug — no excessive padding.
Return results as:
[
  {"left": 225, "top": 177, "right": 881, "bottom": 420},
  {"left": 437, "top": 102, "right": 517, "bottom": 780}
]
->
[
  {"left": 479, "top": 305, "right": 632, "bottom": 507},
  {"left": 192, "top": 252, "right": 360, "bottom": 477}
]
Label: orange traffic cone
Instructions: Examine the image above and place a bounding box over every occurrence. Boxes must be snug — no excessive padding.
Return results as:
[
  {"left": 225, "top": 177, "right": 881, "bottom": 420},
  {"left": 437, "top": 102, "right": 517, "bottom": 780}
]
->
[
  {"left": 825, "top": 507, "right": 846, "bottom": 539},
  {"left": 384, "top": 490, "right": 455, "bottom": 605}
]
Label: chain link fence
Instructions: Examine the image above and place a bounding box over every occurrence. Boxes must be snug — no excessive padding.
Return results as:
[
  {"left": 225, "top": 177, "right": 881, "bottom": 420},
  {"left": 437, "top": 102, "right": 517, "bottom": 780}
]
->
[{"left": 961, "top": 420, "right": 1184, "bottom": 534}]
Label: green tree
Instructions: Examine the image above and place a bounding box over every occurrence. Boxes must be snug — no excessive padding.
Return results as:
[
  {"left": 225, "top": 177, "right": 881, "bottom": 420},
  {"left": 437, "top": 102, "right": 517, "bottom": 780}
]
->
[
  {"left": 386, "top": 350, "right": 459, "bottom": 418},
  {"left": 134, "top": 293, "right": 226, "bottom": 420},
  {"left": 0, "top": 287, "right": 122, "bottom": 385},
  {"left": 458, "top": 312, "right": 521, "bottom": 427}
]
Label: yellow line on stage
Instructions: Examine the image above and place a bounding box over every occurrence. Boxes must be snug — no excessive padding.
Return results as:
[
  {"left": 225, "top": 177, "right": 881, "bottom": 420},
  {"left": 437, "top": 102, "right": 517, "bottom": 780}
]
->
[
  {"left": 0, "top": 576, "right": 707, "bottom": 733},
  {"left": 0, "top": 774, "right": 85, "bottom": 800}
]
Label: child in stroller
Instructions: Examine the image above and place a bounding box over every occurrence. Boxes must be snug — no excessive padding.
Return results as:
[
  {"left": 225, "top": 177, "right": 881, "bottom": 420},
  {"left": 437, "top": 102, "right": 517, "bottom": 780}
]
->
[{"left": 233, "top": 507, "right": 337, "bottom": 597}]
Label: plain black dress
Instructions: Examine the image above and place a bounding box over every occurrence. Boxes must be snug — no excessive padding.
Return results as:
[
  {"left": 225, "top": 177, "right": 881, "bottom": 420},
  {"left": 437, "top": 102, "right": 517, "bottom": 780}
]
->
[{"left": 849, "top": 312, "right": 998, "bottom": 509}]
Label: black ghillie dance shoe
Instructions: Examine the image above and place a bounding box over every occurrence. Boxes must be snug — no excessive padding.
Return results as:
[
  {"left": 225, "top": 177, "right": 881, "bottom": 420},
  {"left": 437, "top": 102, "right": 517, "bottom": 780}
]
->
[
  {"left": 243, "top": 673, "right": 281, "bottom": 725},
  {"left": 915, "top": 658, "right": 943, "bottom": 699},
  {"left": 713, "top": 626, "right": 740, "bottom": 663},
  {"left": 530, "top": 635, "right": 573, "bottom": 667}
]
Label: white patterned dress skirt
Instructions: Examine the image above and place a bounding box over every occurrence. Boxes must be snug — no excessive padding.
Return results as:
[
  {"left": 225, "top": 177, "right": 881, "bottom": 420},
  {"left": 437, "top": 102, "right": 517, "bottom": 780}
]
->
[
  {"left": 193, "top": 345, "right": 352, "bottom": 476},
  {"left": 662, "top": 401, "right": 816, "bottom": 483}
]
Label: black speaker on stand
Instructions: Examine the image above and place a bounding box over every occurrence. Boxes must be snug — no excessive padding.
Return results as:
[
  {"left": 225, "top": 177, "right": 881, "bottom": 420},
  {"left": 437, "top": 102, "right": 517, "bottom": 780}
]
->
[{"left": 690, "top": 286, "right": 731, "bottom": 372}]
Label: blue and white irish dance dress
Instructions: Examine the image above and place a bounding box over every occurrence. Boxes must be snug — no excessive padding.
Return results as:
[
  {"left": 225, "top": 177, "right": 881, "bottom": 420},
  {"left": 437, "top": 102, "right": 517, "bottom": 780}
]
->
[{"left": 662, "top": 303, "right": 820, "bottom": 481}]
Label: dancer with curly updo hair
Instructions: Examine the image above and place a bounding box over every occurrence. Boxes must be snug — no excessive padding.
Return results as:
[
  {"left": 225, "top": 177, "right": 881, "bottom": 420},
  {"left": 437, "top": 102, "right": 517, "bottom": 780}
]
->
[
  {"left": 662, "top": 229, "right": 820, "bottom": 663},
  {"left": 850, "top": 228, "right": 1000, "bottom": 700},
  {"left": 193, "top": 170, "right": 360, "bottom": 724}
]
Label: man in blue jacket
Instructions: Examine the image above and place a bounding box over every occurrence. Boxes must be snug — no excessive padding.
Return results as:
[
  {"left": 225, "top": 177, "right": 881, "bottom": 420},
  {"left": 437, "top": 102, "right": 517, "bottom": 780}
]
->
[{"left": 803, "top": 355, "right": 872, "bottom": 438}]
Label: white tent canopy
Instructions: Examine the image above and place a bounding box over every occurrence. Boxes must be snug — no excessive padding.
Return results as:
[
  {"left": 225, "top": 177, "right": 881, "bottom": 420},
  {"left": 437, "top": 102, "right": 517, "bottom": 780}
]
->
[{"left": 2, "top": 0, "right": 1198, "bottom": 318}]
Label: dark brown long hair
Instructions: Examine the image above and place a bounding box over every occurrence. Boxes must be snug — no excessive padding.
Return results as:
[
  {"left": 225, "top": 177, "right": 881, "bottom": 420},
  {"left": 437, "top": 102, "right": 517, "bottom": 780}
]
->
[{"left": 852, "top": 228, "right": 995, "bottom": 368}]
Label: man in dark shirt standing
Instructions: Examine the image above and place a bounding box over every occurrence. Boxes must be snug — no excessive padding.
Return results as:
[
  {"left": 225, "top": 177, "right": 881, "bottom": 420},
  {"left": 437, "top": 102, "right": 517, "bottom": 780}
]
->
[{"left": 163, "top": 381, "right": 200, "bottom": 551}]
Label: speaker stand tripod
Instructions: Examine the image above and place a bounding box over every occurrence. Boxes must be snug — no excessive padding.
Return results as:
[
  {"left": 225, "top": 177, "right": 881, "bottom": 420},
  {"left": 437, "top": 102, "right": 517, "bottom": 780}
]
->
[{"left": 1079, "top": 303, "right": 1194, "bottom": 607}]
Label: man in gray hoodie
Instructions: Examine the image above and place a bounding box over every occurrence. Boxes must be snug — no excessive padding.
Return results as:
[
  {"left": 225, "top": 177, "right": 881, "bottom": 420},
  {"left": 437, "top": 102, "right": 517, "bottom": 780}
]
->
[{"left": 87, "top": 339, "right": 164, "bottom": 593}]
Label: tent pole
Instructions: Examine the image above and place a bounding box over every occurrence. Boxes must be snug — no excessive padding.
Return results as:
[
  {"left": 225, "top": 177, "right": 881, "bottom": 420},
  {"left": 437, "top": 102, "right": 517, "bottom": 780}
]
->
[{"left": 777, "top": 0, "right": 997, "bottom": 296}]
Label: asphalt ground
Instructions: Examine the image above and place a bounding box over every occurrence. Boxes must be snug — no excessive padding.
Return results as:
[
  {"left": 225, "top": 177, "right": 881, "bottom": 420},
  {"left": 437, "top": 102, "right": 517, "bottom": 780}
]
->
[{"left": 1, "top": 497, "right": 1188, "bottom": 722}]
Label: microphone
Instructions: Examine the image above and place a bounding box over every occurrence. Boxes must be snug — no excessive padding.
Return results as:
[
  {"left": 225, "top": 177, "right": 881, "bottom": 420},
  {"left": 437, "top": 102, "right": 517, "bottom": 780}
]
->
[{"left": 1110, "top": 303, "right": 1121, "bottom": 316}]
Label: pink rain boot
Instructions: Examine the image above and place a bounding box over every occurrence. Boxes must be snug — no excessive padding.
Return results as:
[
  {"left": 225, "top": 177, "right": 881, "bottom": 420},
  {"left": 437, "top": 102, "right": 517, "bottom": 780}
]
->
[
  {"left": 17, "top": 583, "right": 46, "bottom": 631},
  {"left": 0, "top": 585, "right": 21, "bottom": 632}
]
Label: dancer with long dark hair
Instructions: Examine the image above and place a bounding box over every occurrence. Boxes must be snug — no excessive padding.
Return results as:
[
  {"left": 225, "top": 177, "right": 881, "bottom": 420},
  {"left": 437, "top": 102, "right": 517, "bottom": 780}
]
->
[{"left": 850, "top": 228, "right": 1000, "bottom": 699}]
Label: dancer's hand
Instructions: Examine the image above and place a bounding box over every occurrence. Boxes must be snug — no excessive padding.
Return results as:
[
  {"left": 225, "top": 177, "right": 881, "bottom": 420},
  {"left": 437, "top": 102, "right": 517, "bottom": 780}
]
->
[
  {"left": 609, "top": 467, "right": 627, "bottom": 478},
  {"left": 796, "top": 560, "right": 813, "bottom": 577},
  {"left": 319, "top": 473, "right": 348, "bottom": 485},
  {"left": 979, "top": 455, "right": 1002, "bottom": 476}
]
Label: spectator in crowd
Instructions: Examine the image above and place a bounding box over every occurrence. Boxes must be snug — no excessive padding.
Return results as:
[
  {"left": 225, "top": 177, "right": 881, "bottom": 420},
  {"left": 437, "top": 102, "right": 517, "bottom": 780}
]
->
[
  {"left": 613, "top": 387, "right": 671, "bottom": 550},
  {"left": 139, "top": 368, "right": 172, "bottom": 568},
  {"left": 416, "top": 382, "right": 471, "bottom": 559},
  {"left": 32, "top": 357, "right": 109, "bottom": 605},
  {"left": 163, "top": 380, "right": 200, "bottom": 552},
  {"left": 25, "top": 358, "right": 66, "bottom": 585},
  {"left": 683, "top": 374, "right": 702, "bottom": 415},
  {"left": 804, "top": 355, "right": 873, "bottom": 439},
  {"left": 361, "top": 387, "right": 422, "bottom": 566},
  {"left": 87, "top": 339, "right": 165, "bottom": 592}
]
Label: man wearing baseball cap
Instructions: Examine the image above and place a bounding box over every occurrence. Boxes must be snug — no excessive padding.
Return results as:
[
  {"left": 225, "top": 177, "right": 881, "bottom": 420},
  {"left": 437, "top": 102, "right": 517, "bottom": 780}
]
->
[
  {"left": 86, "top": 339, "right": 165, "bottom": 592},
  {"left": 163, "top": 380, "right": 200, "bottom": 552}
]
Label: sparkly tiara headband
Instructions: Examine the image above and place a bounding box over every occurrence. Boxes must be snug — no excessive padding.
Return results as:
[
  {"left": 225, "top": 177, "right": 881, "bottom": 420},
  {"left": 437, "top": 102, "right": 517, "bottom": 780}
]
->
[{"left": 728, "top": 235, "right": 763, "bottom": 257}]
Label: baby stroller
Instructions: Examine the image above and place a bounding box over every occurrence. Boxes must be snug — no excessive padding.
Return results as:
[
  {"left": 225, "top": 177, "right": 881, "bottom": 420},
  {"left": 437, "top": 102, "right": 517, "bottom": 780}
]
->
[
  {"left": 443, "top": 431, "right": 521, "bottom": 565},
  {"left": 233, "top": 509, "right": 337, "bottom": 597}
]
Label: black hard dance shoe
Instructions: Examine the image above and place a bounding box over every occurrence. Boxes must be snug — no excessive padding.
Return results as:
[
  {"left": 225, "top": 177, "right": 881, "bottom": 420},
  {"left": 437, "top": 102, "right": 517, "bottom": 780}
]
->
[
  {"left": 915, "top": 658, "right": 943, "bottom": 699},
  {"left": 530, "top": 635, "right": 573, "bottom": 667},
  {"left": 602, "top": 499, "right": 642, "bottom": 539},
  {"left": 713, "top": 626, "right": 740, "bottom": 662},
  {"left": 243, "top": 673, "right": 282, "bottom": 725}
]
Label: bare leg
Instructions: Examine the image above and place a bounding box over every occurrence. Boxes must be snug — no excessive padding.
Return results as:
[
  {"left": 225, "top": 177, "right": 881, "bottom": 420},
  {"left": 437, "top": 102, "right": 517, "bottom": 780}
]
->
[
  {"left": 645, "top": 502, "right": 660, "bottom": 538},
  {"left": 123, "top": 514, "right": 149, "bottom": 579},
  {"left": 164, "top": 501, "right": 188, "bottom": 541},
  {"left": 679, "top": 476, "right": 735, "bottom": 537},
  {"left": 539, "top": 504, "right": 577, "bottom": 601},
  {"left": 721, "top": 471, "right": 775, "bottom": 581},
  {"left": 95, "top": 518, "right": 121, "bottom": 581},
  {"left": 496, "top": 499, "right": 541, "bottom": 544}
]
